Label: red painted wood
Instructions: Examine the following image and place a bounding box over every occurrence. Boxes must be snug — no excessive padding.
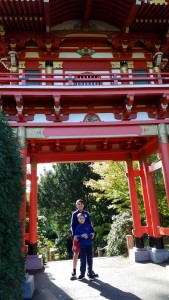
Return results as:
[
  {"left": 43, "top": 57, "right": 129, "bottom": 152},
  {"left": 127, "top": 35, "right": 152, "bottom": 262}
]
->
[
  {"left": 142, "top": 156, "right": 161, "bottom": 238},
  {"left": 139, "top": 162, "right": 153, "bottom": 236},
  {"left": 126, "top": 157, "right": 143, "bottom": 237},
  {"left": 159, "top": 142, "right": 169, "bottom": 207},
  {"left": 29, "top": 160, "right": 38, "bottom": 245}
]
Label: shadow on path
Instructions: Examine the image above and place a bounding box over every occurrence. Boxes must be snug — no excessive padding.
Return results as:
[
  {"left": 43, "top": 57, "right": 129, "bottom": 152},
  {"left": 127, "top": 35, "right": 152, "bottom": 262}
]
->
[
  {"left": 26, "top": 268, "right": 73, "bottom": 300},
  {"left": 83, "top": 278, "right": 142, "bottom": 300},
  {"left": 25, "top": 268, "right": 142, "bottom": 300}
]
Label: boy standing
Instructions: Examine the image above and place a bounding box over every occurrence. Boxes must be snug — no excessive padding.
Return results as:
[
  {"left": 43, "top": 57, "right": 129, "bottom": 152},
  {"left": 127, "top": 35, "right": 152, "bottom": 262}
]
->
[
  {"left": 76, "top": 213, "right": 95, "bottom": 281},
  {"left": 70, "top": 199, "right": 98, "bottom": 280}
]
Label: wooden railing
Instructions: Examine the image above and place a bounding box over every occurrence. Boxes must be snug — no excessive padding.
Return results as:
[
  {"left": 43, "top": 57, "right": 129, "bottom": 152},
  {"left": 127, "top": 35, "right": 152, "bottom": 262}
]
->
[{"left": 0, "top": 71, "right": 168, "bottom": 86}]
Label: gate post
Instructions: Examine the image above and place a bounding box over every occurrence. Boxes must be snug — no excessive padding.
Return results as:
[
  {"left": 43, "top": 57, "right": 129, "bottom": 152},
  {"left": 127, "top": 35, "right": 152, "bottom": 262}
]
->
[
  {"left": 126, "top": 153, "right": 144, "bottom": 248},
  {"left": 139, "top": 160, "right": 153, "bottom": 237},
  {"left": 158, "top": 123, "right": 169, "bottom": 207},
  {"left": 17, "top": 127, "right": 27, "bottom": 253},
  {"left": 28, "top": 157, "right": 38, "bottom": 255},
  {"left": 141, "top": 151, "right": 163, "bottom": 249}
]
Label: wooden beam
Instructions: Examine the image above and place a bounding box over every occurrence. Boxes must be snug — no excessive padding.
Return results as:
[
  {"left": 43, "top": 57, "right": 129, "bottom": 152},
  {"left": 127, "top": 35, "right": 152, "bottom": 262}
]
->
[
  {"left": 43, "top": 0, "right": 50, "bottom": 35},
  {"left": 82, "top": 0, "right": 93, "bottom": 29},
  {"left": 121, "top": 1, "right": 140, "bottom": 34}
]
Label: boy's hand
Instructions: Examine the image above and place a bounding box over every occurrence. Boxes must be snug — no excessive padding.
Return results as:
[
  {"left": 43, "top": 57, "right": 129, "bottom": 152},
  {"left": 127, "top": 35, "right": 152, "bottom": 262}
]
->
[
  {"left": 81, "top": 233, "right": 88, "bottom": 239},
  {"left": 74, "top": 235, "right": 78, "bottom": 241},
  {"left": 91, "top": 232, "right": 95, "bottom": 239}
]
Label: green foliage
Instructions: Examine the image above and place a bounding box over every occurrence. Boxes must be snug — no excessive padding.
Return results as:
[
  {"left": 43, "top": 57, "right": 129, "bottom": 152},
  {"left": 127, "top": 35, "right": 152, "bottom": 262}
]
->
[
  {"left": 86, "top": 162, "right": 131, "bottom": 213},
  {"left": 55, "top": 234, "right": 68, "bottom": 259},
  {"left": 107, "top": 211, "right": 133, "bottom": 256},
  {"left": 38, "top": 163, "right": 97, "bottom": 236},
  {"left": 37, "top": 215, "right": 56, "bottom": 261},
  {"left": 0, "top": 112, "right": 25, "bottom": 299},
  {"left": 149, "top": 152, "right": 169, "bottom": 226}
]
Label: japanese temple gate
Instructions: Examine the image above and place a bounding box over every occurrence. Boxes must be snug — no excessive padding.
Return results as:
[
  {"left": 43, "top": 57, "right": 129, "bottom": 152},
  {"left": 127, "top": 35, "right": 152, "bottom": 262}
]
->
[{"left": 1, "top": 0, "right": 169, "bottom": 262}]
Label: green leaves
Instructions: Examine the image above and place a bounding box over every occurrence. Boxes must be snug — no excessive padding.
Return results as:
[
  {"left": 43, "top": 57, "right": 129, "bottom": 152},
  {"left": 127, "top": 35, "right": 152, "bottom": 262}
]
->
[{"left": 0, "top": 112, "right": 25, "bottom": 299}]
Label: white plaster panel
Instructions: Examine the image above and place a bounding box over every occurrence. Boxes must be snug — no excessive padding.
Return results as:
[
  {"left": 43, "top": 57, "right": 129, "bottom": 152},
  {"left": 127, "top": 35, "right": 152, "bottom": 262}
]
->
[
  {"left": 132, "top": 53, "right": 145, "bottom": 58},
  {"left": 29, "top": 114, "right": 52, "bottom": 123},
  {"left": 92, "top": 53, "right": 113, "bottom": 58},
  {"left": 25, "top": 52, "right": 39, "bottom": 58},
  {"left": 63, "top": 114, "right": 86, "bottom": 122},
  {"left": 97, "top": 113, "right": 116, "bottom": 121},
  {"left": 59, "top": 52, "right": 81, "bottom": 58},
  {"left": 51, "top": 20, "right": 81, "bottom": 30},
  {"left": 134, "top": 112, "right": 155, "bottom": 121}
]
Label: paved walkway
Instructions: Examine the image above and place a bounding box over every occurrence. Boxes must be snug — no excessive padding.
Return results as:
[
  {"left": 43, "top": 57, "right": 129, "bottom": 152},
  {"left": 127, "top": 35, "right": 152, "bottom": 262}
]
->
[{"left": 28, "top": 256, "right": 169, "bottom": 300}]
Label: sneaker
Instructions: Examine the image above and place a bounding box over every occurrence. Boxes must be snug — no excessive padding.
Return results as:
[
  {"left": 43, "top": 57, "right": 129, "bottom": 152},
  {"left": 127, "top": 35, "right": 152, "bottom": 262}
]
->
[
  {"left": 92, "top": 271, "right": 98, "bottom": 277},
  {"left": 87, "top": 271, "right": 98, "bottom": 278},
  {"left": 88, "top": 274, "right": 95, "bottom": 281},
  {"left": 78, "top": 274, "right": 85, "bottom": 280},
  {"left": 70, "top": 272, "right": 77, "bottom": 280}
]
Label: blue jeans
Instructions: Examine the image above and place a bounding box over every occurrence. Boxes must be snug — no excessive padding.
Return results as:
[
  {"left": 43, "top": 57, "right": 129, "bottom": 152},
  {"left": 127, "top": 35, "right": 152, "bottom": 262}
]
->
[{"left": 80, "top": 245, "right": 93, "bottom": 276}]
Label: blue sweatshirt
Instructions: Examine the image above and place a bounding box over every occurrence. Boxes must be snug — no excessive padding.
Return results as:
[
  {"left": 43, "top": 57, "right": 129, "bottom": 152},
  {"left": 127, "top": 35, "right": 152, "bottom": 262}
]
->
[
  {"left": 75, "top": 222, "right": 93, "bottom": 247},
  {"left": 71, "top": 209, "right": 91, "bottom": 236}
]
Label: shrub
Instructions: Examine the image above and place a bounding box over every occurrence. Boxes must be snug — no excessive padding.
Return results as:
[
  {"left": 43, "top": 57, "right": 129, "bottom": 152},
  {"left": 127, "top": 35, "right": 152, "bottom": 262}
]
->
[
  {"left": 0, "top": 113, "right": 25, "bottom": 299},
  {"left": 107, "top": 211, "right": 133, "bottom": 256}
]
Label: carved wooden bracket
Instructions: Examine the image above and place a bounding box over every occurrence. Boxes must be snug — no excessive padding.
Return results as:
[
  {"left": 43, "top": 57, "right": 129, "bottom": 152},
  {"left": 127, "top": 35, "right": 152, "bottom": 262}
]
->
[
  {"left": 157, "top": 94, "right": 169, "bottom": 119},
  {"left": 15, "top": 95, "right": 24, "bottom": 121},
  {"left": 53, "top": 95, "right": 61, "bottom": 122},
  {"left": 122, "top": 95, "right": 135, "bottom": 120}
]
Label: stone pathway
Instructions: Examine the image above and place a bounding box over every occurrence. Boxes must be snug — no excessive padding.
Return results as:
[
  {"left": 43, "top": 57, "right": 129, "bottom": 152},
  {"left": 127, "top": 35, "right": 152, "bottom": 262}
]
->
[{"left": 28, "top": 256, "right": 169, "bottom": 300}]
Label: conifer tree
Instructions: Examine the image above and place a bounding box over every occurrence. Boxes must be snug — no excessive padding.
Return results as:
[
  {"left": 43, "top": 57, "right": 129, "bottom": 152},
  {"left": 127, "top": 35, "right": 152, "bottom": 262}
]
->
[{"left": 0, "top": 112, "right": 25, "bottom": 300}]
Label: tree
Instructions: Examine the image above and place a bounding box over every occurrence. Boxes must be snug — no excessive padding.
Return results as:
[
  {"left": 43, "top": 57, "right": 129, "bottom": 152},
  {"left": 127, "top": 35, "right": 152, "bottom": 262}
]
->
[
  {"left": 0, "top": 112, "right": 25, "bottom": 300},
  {"left": 38, "top": 163, "right": 97, "bottom": 233},
  {"left": 86, "top": 162, "right": 131, "bottom": 213}
]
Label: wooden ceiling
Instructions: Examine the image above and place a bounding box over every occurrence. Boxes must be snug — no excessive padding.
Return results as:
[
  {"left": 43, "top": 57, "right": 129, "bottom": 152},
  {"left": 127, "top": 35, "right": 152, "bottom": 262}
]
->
[{"left": 0, "top": 0, "right": 169, "bottom": 35}]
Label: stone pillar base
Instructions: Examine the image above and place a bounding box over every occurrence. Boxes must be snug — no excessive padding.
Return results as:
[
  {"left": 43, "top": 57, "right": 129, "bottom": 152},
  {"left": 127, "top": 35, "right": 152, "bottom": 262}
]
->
[
  {"left": 129, "top": 247, "right": 150, "bottom": 262},
  {"left": 22, "top": 274, "right": 35, "bottom": 299},
  {"left": 26, "top": 254, "right": 43, "bottom": 270},
  {"left": 149, "top": 248, "right": 169, "bottom": 264}
]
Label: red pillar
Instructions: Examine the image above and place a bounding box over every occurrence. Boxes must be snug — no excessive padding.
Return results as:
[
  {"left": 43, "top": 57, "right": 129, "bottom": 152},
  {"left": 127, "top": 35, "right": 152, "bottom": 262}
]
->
[
  {"left": 141, "top": 151, "right": 163, "bottom": 248},
  {"left": 28, "top": 157, "right": 38, "bottom": 255},
  {"left": 139, "top": 160, "right": 153, "bottom": 237},
  {"left": 126, "top": 154, "right": 144, "bottom": 247},
  {"left": 18, "top": 127, "right": 27, "bottom": 253},
  {"left": 158, "top": 123, "right": 169, "bottom": 207}
]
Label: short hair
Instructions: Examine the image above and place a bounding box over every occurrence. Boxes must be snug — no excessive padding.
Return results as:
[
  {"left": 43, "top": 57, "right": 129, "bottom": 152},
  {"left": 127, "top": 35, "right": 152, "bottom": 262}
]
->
[
  {"left": 77, "top": 213, "right": 85, "bottom": 219},
  {"left": 76, "top": 199, "right": 84, "bottom": 205}
]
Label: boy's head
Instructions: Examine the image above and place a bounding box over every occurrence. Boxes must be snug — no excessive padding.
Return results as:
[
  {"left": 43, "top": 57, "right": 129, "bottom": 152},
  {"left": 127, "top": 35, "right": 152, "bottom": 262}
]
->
[
  {"left": 77, "top": 213, "right": 85, "bottom": 224},
  {"left": 76, "top": 199, "right": 84, "bottom": 212}
]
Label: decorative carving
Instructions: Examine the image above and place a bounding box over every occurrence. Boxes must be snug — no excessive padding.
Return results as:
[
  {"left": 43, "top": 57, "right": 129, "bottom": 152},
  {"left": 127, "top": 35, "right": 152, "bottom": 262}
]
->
[
  {"left": 83, "top": 113, "right": 100, "bottom": 122},
  {"left": 26, "top": 128, "right": 45, "bottom": 138},
  {"left": 39, "top": 61, "right": 46, "bottom": 69},
  {"left": 76, "top": 48, "right": 95, "bottom": 57},
  {"left": 127, "top": 62, "right": 134, "bottom": 69},
  {"left": 140, "top": 125, "right": 158, "bottom": 135},
  {"left": 74, "top": 22, "right": 97, "bottom": 31},
  {"left": 153, "top": 66, "right": 160, "bottom": 73},
  {"left": 150, "top": 0, "right": 166, "bottom": 3},
  {"left": 147, "top": 61, "right": 153, "bottom": 68},
  {"left": 53, "top": 62, "right": 63, "bottom": 69},
  {"left": 110, "top": 61, "right": 120, "bottom": 69},
  {"left": 39, "top": 61, "right": 63, "bottom": 70},
  {"left": 158, "top": 123, "right": 169, "bottom": 144},
  {"left": 18, "top": 61, "right": 25, "bottom": 69}
]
